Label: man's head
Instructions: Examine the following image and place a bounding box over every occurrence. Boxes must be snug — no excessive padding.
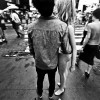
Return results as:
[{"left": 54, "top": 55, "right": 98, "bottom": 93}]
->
[
  {"left": 32, "top": 0, "right": 55, "bottom": 17},
  {"left": 93, "top": 8, "right": 100, "bottom": 20}
]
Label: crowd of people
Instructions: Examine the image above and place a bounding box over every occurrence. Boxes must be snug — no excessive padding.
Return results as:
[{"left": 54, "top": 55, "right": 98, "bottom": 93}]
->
[
  {"left": 0, "top": 8, "right": 39, "bottom": 44},
  {"left": 76, "top": 10, "right": 93, "bottom": 25},
  {"left": 0, "top": 0, "right": 100, "bottom": 100}
]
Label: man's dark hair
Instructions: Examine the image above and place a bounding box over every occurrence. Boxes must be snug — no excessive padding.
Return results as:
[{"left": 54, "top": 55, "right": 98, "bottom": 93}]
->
[
  {"left": 93, "top": 8, "right": 100, "bottom": 20},
  {"left": 32, "top": 0, "right": 54, "bottom": 17}
]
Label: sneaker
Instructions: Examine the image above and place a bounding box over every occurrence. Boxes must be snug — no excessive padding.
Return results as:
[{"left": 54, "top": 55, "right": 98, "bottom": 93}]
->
[
  {"left": 57, "top": 83, "right": 61, "bottom": 87},
  {"left": 39, "top": 95, "right": 42, "bottom": 99},
  {"left": 54, "top": 89, "right": 64, "bottom": 96},
  {"left": 49, "top": 96, "right": 54, "bottom": 100},
  {"left": 35, "top": 95, "right": 42, "bottom": 100},
  {"left": 3, "top": 40, "right": 7, "bottom": 44}
]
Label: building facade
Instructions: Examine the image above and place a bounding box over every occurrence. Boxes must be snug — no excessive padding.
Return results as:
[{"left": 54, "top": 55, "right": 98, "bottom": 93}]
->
[
  {"left": 5, "top": 0, "right": 30, "bottom": 10},
  {"left": 78, "top": 0, "right": 99, "bottom": 11}
]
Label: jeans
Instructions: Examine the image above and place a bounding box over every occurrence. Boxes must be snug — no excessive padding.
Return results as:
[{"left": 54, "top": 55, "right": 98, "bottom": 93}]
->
[{"left": 36, "top": 67, "right": 57, "bottom": 96}]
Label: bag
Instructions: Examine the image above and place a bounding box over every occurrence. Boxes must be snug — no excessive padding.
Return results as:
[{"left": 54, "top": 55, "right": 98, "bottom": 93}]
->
[
  {"left": 60, "top": 27, "right": 72, "bottom": 54},
  {"left": 96, "top": 44, "right": 100, "bottom": 59}
]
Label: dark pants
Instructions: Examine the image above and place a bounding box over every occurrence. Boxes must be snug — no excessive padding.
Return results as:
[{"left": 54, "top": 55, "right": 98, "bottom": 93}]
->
[
  {"left": 80, "top": 30, "right": 87, "bottom": 45},
  {"left": 36, "top": 67, "right": 57, "bottom": 97},
  {"left": 11, "top": 21, "right": 21, "bottom": 37}
]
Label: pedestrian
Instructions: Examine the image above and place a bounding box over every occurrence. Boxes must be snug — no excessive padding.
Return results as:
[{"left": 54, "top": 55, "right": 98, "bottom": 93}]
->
[
  {"left": 28, "top": 11, "right": 33, "bottom": 23},
  {"left": 10, "top": 10, "right": 22, "bottom": 38},
  {"left": 80, "top": 14, "right": 92, "bottom": 45},
  {"left": 54, "top": 0, "right": 77, "bottom": 96},
  {"left": 0, "top": 13, "right": 7, "bottom": 44},
  {"left": 28, "top": 0, "right": 76, "bottom": 99},
  {"left": 24, "top": 11, "right": 29, "bottom": 24},
  {"left": 77, "top": 8, "right": 100, "bottom": 79},
  {"left": 77, "top": 10, "right": 83, "bottom": 25}
]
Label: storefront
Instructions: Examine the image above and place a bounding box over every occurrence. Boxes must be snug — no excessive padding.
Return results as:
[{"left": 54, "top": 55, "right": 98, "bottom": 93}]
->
[{"left": 78, "top": 0, "right": 99, "bottom": 11}]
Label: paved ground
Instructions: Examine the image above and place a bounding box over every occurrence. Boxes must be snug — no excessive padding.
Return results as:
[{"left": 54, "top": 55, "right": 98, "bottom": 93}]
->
[{"left": 0, "top": 27, "right": 100, "bottom": 100}]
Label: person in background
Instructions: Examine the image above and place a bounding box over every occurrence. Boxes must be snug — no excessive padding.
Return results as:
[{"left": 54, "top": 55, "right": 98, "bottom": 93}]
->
[
  {"left": 80, "top": 14, "right": 92, "bottom": 45},
  {"left": 82, "top": 13, "right": 86, "bottom": 25},
  {"left": 24, "top": 11, "right": 29, "bottom": 24},
  {"left": 0, "top": 13, "right": 7, "bottom": 44},
  {"left": 10, "top": 10, "right": 22, "bottom": 38},
  {"left": 54, "top": 0, "right": 77, "bottom": 96},
  {"left": 77, "top": 8, "right": 100, "bottom": 79},
  {"left": 28, "top": 11, "right": 33, "bottom": 23},
  {"left": 76, "top": 10, "right": 83, "bottom": 25}
]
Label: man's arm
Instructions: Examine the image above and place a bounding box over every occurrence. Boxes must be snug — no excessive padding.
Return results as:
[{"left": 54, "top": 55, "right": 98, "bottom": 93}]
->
[{"left": 82, "top": 24, "right": 91, "bottom": 48}]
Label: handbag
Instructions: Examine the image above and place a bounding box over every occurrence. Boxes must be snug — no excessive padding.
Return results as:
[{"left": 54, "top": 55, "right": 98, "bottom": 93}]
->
[
  {"left": 96, "top": 44, "right": 100, "bottom": 59},
  {"left": 60, "top": 27, "right": 72, "bottom": 54}
]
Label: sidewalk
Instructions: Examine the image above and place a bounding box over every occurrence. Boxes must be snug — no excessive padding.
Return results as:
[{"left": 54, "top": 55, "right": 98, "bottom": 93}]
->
[{"left": 0, "top": 28, "right": 100, "bottom": 100}]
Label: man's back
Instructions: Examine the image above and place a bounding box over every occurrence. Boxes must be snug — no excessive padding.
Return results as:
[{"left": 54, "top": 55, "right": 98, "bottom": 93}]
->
[
  {"left": 28, "top": 17, "right": 67, "bottom": 70},
  {"left": 88, "top": 21, "right": 100, "bottom": 44}
]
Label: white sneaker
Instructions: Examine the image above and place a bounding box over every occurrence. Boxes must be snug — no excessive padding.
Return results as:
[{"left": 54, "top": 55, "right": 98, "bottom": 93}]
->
[
  {"left": 49, "top": 96, "right": 54, "bottom": 100},
  {"left": 55, "top": 89, "right": 64, "bottom": 96},
  {"left": 35, "top": 96, "right": 42, "bottom": 100},
  {"left": 57, "top": 83, "right": 61, "bottom": 87}
]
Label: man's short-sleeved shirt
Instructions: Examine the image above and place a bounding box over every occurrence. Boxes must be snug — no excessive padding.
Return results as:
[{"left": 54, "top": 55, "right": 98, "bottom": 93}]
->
[{"left": 28, "top": 17, "right": 67, "bottom": 70}]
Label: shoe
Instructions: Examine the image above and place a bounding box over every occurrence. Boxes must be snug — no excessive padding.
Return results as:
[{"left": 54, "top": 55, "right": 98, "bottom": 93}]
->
[
  {"left": 57, "top": 83, "right": 61, "bottom": 87},
  {"left": 35, "top": 97, "right": 42, "bottom": 100},
  {"left": 39, "top": 95, "right": 42, "bottom": 99},
  {"left": 49, "top": 96, "right": 54, "bottom": 100},
  {"left": 54, "top": 89, "right": 64, "bottom": 96},
  {"left": 85, "top": 71, "right": 90, "bottom": 79},
  {"left": 35, "top": 95, "right": 42, "bottom": 100}
]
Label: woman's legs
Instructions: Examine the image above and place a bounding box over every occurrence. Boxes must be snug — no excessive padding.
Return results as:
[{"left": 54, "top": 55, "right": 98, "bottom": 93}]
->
[
  {"left": 59, "top": 62, "right": 68, "bottom": 90},
  {"left": 55, "top": 54, "right": 70, "bottom": 95}
]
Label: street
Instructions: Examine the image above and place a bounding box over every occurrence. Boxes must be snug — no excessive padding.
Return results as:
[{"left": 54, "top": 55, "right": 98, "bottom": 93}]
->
[{"left": 0, "top": 27, "right": 100, "bottom": 100}]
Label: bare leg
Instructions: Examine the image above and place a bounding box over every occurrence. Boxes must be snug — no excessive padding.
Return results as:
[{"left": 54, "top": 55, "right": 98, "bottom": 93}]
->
[
  {"left": 59, "top": 62, "right": 68, "bottom": 89},
  {"left": 55, "top": 54, "right": 70, "bottom": 95}
]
